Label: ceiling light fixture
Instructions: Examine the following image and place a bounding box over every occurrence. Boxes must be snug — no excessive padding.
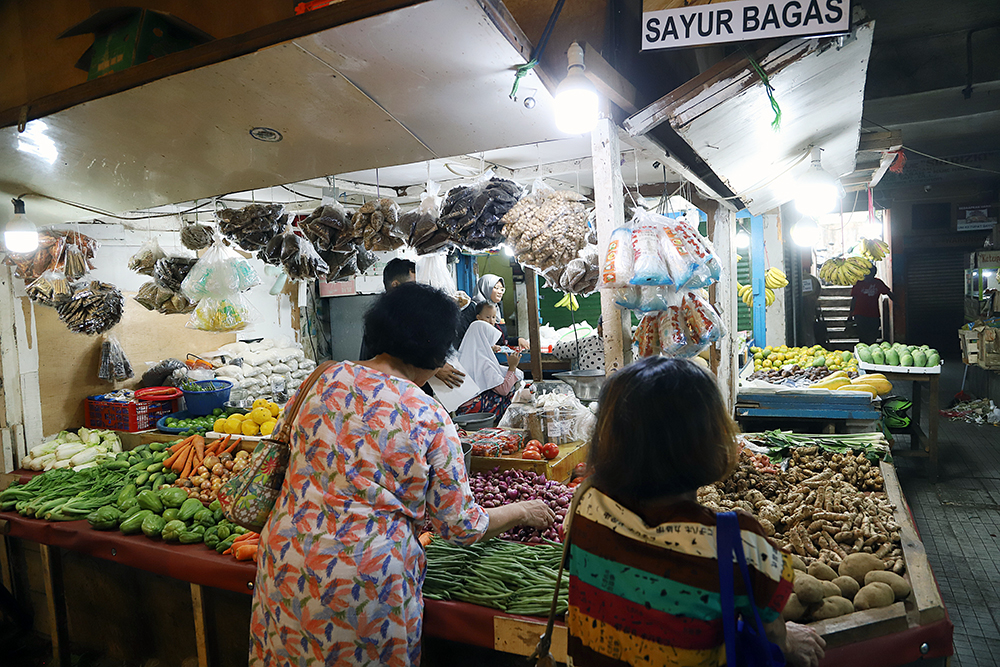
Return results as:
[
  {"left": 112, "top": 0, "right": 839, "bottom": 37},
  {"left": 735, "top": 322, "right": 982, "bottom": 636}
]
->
[
  {"left": 5, "top": 198, "right": 39, "bottom": 254},
  {"left": 795, "top": 146, "right": 841, "bottom": 216},
  {"left": 554, "top": 42, "right": 598, "bottom": 135},
  {"left": 735, "top": 228, "right": 751, "bottom": 249},
  {"left": 791, "top": 218, "right": 821, "bottom": 247},
  {"left": 249, "top": 127, "right": 283, "bottom": 142}
]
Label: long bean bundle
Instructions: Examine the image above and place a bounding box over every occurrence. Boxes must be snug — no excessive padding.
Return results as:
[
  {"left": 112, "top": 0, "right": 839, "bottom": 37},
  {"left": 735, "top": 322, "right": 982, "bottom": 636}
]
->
[
  {"left": 423, "top": 536, "right": 567, "bottom": 616},
  {"left": 0, "top": 466, "right": 130, "bottom": 521},
  {"left": 745, "top": 430, "right": 891, "bottom": 462}
]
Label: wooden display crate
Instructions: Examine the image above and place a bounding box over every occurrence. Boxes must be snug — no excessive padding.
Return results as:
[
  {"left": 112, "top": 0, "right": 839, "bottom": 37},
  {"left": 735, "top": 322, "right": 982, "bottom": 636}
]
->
[
  {"left": 470, "top": 440, "right": 589, "bottom": 483},
  {"left": 958, "top": 328, "right": 979, "bottom": 365}
]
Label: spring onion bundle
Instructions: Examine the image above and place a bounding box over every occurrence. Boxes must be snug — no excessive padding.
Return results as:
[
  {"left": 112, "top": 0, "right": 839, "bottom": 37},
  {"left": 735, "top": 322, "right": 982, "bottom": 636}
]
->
[
  {"left": 0, "top": 466, "right": 130, "bottom": 521},
  {"left": 744, "top": 430, "right": 891, "bottom": 462}
]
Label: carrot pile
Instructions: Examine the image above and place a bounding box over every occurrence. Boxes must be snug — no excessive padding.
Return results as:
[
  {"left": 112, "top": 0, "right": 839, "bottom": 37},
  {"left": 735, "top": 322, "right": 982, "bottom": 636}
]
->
[
  {"left": 224, "top": 531, "right": 260, "bottom": 562},
  {"left": 163, "top": 435, "right": 242, "bottom": 478}
]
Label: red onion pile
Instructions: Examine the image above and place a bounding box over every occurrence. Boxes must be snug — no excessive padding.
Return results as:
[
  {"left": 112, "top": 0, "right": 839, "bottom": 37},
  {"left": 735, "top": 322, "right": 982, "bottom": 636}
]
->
[{"left": 470, "top": 468, "right": 572, "bottom": 543}]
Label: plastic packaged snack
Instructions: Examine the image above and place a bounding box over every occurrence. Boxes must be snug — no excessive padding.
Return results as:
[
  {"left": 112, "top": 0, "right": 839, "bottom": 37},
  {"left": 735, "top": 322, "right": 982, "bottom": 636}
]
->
[
  {"left": 635, "top": 313, "right": 661, "bottom": 357},
  {"left": 672, "top": 218, "right": 722, "bottom": 283},
  {"left": 682, "top": 291, "right": 726, "bottom": 345},
  {"left": 657, "top": 306, "right": 689, "bottom": 356},
  {"left": 182, "top": 239, "right": 260, "bottom": 300},
  {"left": 186, "top": 294, "right": 254, "bottom": 332},
  {"left": 659, "top": 219, "right": 699, "bottom": 289},
  {"left": 613, "top": 286, "right": 641, "bottom": 310},
  {"left": 639, "top": 285, "right": 672, "bottom": 312},
  {"left": 601, "top": 226, "right": 634, "bottom": 288},
  {"left": 630, "top": 216, "right": 672, "bottom": 285}
]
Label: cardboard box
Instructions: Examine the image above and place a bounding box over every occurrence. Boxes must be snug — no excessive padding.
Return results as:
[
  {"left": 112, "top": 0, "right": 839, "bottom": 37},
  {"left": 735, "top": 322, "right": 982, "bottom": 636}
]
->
[
  {"left": 978, "top": 327, "right": 1000, "bottom": 370},
  {"left": 59, "top": 8, "right": 213, "bottom": 80}
]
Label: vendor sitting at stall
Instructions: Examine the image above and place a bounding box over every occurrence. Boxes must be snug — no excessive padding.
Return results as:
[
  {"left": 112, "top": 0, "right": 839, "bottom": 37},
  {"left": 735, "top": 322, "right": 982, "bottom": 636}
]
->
[
  {"left": 456, "top": 274, "right": 529, "bottom": 350},
  {"left": 552, "top": 316, "right": 605, "bottom": 372},
  {"left": 455, "top": 320, "right": 524, "bottom": 419}
]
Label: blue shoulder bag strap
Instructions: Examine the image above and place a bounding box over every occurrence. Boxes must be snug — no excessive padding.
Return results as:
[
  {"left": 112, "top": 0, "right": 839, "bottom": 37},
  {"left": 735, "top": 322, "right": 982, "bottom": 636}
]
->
[{"left": 717, "top": 511, "right": 740, "bottom": 666}]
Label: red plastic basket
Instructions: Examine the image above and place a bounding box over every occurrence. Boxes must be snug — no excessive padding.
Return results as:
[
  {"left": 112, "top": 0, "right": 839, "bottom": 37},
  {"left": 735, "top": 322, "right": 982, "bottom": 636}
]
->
[{"left": 84, "top": 398, "right": 176, "bottom": 432}]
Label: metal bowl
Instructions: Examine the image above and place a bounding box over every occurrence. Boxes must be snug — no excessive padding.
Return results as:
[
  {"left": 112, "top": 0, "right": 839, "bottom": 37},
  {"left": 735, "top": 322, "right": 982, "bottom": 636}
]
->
[
  {"left": 454, "top": 412, "right": 495, "bottom": 431},
  {"left": 553, "top": 370, "right": 606, "bottom": 402}
]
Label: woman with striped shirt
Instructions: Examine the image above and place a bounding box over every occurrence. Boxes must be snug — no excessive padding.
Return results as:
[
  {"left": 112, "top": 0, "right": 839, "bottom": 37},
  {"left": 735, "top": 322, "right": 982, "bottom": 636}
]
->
[{"left": 567, "top": 357, "right": 826, "bottom": 667}]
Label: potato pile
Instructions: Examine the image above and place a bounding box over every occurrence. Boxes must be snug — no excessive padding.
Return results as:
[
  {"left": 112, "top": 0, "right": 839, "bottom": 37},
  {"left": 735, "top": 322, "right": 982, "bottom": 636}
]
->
[
  {"left": 699, "top": 446, "right": 909, "bottom": 623},
  {"left": 783, "top": 554, "right": 912, "bottom": 622}
]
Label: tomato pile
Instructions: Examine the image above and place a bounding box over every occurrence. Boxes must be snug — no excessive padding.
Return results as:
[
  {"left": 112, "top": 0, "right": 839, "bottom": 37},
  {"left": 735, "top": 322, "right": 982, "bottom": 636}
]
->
[{"left": 521, "top": 439, "right": 560, "bottom": 461}]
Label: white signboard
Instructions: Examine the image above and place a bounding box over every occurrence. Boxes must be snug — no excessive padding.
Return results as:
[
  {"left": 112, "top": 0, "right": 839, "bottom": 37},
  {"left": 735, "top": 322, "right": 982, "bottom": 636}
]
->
[{"left": 642, "top": 0, "right": 851, "bottom": 51}]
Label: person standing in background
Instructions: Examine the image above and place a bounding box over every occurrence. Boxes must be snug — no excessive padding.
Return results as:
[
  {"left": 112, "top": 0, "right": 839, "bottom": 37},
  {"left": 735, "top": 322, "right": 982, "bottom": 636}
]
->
[
  {"left": 799, "top": 255, "right": 823, "bottom": 346},
  {"left": 849, "top": 267, "right": 893, "bottom": 344}
]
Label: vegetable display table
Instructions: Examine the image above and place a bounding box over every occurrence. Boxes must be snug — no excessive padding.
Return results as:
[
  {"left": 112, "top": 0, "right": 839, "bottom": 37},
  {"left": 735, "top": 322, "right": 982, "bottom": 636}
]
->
[
  {"left": 878, "top": 370, "right": 941, "bottom": 481},
  {"left": 0, "top": 461, "right": 952, "bottom": 667}
]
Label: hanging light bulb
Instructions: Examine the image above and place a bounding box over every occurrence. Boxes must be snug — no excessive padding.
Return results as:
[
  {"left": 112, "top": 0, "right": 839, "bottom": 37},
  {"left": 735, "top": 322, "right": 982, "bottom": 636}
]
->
[
  {"left": 863, "top": 216, "right": 883, "bottom": 239},
  {"left": 5, "top": 198, "right": 39, "bottom": 254},
  {"left": 554, "top": 42, "right": 599, "bottom": 134},
  {"left": 791, "top": 218, "right": 821, "bottom": 247},
  {"left": 795, "top": 147, "right": 841, "bottom": 216},
  {"left": 735, "top": 228, "right": 751, "bottom": 249}
]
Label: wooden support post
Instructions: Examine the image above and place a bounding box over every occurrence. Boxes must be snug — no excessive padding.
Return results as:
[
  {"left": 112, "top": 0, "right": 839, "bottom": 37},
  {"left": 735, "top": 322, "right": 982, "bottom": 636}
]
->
[
  {"left": 524, "top": 269, "right": 543, "bottom": 381},
  {"left": 191, "top": 582, "right": 210, "bottom": 667},
  {"left": 39, "top": 544, "right": 70, "bottom": 666},
  {"left": 711, "top": 204, "right": 739, "bottom": 412},
  {"left": 592, "top": 111, "right": 630, "bottom": 375}
]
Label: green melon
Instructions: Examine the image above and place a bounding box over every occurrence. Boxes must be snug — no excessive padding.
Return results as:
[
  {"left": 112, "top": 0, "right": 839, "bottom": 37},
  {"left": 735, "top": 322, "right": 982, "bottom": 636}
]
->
[
  {"left": 871, "top": 348, "right": 885, "bottom": 365},
  {"left": 884, "top": 349, "right": 900, "bottom": 366},
  {"left": 900, "top": 353, "right": 914, "bottom": 367}
]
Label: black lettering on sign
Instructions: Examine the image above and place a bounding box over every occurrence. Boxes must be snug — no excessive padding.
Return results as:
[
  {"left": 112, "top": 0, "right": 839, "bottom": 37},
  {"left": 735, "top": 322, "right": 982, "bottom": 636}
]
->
[
  {"left": 783, "top": 1, "right": 802, "bottom": 27},
  {"left": 825, "top": 0, "right": 844, "bottom": 23},
  {"left": 717, "top": 8, "right": 734, "bottom": 34},
  {"left": 698, "top": 12, "right": 713, "bottom": 37},
  {"left": 645, "top": 17, "right": 661, "bottom": 43},
  {"left": 803, "top": 0, "right": 824, "bottom": 26},
  {"left": 761, "top": 4, "right": 781, "bottom": 29},
  {"left": 680, "top": 12, "right": 697, "bottom": 39},
  {"left": 744, "top": 6, "right": 760, "bottom": 31},
  {"left": 660, "top": 15, "right": 679, "bottom": 41}
]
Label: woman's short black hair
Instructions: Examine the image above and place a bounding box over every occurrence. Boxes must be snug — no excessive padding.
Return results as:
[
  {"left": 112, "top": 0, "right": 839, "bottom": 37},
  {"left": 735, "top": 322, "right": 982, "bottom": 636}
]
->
[
  {"left": 363, "top": 283, "right": 458, "bottom": 370},
  {"left": 588, "top": 356, "right": 738, "bottom": 502}
]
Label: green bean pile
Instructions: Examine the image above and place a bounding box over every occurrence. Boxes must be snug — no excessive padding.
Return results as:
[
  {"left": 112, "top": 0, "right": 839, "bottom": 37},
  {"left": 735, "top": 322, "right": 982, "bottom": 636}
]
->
[{"left": 423, "top": 536, "right": 568, "bottom": 616}]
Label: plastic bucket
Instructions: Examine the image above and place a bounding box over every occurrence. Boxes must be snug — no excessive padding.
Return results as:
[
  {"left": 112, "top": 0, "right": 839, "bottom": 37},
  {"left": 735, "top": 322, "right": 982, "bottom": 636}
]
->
[{"left": 181, "top": 379, "right": 234, "bottom": 416}]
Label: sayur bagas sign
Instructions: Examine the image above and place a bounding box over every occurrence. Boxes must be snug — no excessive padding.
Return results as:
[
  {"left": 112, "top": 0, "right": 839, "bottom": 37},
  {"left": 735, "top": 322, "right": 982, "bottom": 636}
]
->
[{"left": 642, "top": 0, "right": 851, "bottom": 50}]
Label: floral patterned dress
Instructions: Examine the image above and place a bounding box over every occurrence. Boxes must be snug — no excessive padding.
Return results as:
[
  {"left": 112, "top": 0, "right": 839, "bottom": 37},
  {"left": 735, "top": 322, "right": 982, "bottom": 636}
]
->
[{"left": 249, "top": 362, "right": 489, "bottom": 667}]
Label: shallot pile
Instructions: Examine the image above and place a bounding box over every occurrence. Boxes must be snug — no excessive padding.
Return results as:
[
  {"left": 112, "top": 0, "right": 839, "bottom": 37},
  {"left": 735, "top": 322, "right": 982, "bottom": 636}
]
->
[{"left": 469, "top": 468, "right": 572, "bottom": 543}]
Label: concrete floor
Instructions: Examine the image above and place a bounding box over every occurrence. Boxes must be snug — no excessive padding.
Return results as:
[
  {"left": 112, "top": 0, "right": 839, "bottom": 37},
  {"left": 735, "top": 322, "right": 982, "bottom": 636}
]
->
[{"left": 893, "top": 359, "right": 1000, "bottom": 667}]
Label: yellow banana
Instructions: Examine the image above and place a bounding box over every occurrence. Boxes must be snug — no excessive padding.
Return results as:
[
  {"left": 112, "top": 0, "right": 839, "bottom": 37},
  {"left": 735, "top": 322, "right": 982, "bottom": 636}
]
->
[{"left": 765, "top": 287, "right": 775, "bottom": 306}]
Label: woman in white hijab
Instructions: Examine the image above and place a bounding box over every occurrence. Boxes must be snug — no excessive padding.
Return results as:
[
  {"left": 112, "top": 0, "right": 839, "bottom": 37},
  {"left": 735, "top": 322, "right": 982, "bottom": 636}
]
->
[{"left": 455, "top": 320, "right": 524, "bottom": 419}]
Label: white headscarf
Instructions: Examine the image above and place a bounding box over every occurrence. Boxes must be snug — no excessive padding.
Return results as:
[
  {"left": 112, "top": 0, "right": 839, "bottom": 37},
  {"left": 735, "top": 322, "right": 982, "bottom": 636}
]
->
[{"left": 458, "top": 320, "right": 523, "bottom": 391}]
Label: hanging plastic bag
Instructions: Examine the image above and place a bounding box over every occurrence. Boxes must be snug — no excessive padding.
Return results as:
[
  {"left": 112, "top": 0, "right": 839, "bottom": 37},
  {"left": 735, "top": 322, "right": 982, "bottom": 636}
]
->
[
  {"left": 98, "top": 334, "right": 134, "bottom": 382},
  {"left": 682, "top": 291, "right": 726, "bottom": 345},
  {"left": 440, "top": 171, "right": 522, "bottom": 251},
  {"left": 57, "top": 242, "right": 90, "bottom": 281},
  {"left": 657, "top": 306, "right": 689, "bottom": 357},
  {"left": 154, "top": 256, "right": 199, "bottom": 293},
  {"left": 630, "top": 214, "right": 672, "bottom": 285},
  {"left": 181, "top": 237, "right": 260, "bottom": 300},
  {"left": 352, "top": 199, "right": 405, "bottom": 251},
  {"left": 128, "top": 238, "right": 166, "bottom": 275},
  {"left": 638, "top": 285, "right": 672, "bottom": 312},
  {"left": 400, "top": 181, "right": 444, "bottom": 249},
  {"left": 281, "top": 233, "right": 330, "bottom": 280},
  {"left": 613, "top": 286, "right": 641, "bottom": 310},
  {"left": 672, "top": 217, "right": 722, "bottom": 284},
  {"left": 659, "top": 218, "right": 699, "bottom": 288},
  {"left": 601, "top": 226, "right": 634, "bottom": 288},
  {"left": 180, "top": 219, "right": 214, "bottom": 251},
  {"left": 416, "top": 253, "right": 456, "bottom": 294},
  {"left": 300, "top": 202, "right": 353, "bottom": 251},
  {"left": 186, "top": 294, "right": 256, "bottom": 332},
  {"left": 635, "top": 313, "right": 661, "bottom": 357},
  {"left": 26, "top": 269, "right": 71, "bottom": 307}
]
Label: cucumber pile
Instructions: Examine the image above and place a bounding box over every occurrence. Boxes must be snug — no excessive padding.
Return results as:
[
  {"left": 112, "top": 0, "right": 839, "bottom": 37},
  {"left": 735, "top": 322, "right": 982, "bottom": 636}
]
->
[{"left": 855, "top": 341, "right": 941, "bottom": 369}]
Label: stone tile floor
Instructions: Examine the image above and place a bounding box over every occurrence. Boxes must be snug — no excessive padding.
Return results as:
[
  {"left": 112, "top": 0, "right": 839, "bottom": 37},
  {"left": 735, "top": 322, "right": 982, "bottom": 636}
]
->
[{"left": 893, "top": 360, "right": 1000, "bottom": 667}]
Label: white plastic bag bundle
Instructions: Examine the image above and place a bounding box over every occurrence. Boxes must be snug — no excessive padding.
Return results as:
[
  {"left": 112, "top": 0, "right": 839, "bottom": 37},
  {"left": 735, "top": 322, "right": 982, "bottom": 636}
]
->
[{"left": 416, "top": 253, "right": 456, "bottom": 295}]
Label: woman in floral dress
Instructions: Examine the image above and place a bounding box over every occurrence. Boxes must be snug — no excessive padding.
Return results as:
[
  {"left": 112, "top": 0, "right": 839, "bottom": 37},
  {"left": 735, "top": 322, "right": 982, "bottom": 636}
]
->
[{"left": 250, "top": 283, "right": 555, "bottom": 667}]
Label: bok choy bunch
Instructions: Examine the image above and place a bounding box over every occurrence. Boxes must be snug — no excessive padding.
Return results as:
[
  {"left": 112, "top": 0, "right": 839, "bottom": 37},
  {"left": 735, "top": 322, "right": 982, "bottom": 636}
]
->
[{"left": 20, "top": 428, "right": 123, "bottom": 472}]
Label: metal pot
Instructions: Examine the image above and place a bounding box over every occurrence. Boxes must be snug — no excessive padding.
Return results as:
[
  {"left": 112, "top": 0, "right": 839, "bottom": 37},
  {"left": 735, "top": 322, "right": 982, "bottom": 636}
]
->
[
  {"left": 553, "top": 370, "right": 606, "bottom": 402},
  {"left": 453, "top": 412, "right": 495, "bottom": 431}
]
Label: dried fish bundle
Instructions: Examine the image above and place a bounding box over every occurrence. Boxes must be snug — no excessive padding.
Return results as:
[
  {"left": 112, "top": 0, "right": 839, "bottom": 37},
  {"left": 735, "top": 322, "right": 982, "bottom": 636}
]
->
[
  {"left": 256, "top": 232, "right": 284, "bottom": 266},
  {"left": 217, "top": 204, "right": 287, "bottom": 250},
  {"left": 57, "top": 281, "right": 124, "bottom": 335},
  {"left": 541, "top": 242, "right": 601, "bottom": 295},
  {"left": 134, "top": 281, "right": 196, "bottom": 315},
  {"left": 440, "top": 177, "right": 521, "bottom": 250},
  {"left": 26, "top": 270, "right": 71, "bottom": 307},
  {"left": 300, "top": 203, "right": 354, "bottom": 251},
  {"left": 355, "top": 244, "right": 377, "bottom": 274},
  {"left": 318, "top": 248, "right": 357, "bottom": 279},
  {"left": 59, "top": 243, "right": 90, "bottom": 280},
  {"left": 281, "top": 233, "right": 329, "bottom": 280},
  {"left": 128, "top": 238, "right": 166, "bottom": 275},
  {"left": 180, "top": 220, "right": 214, "bottom": 250},
  {"left": 98, "top": 335, "right": 134, "bottom": 382},
  {"left": 153, "top": 256, "right": 198, "bottom": 292},
  {"left": 5, "top": 230, "right": 99, "bottom": 283},
  {"left": 351, "top": 199, "right": 405, "bottom": 251}
]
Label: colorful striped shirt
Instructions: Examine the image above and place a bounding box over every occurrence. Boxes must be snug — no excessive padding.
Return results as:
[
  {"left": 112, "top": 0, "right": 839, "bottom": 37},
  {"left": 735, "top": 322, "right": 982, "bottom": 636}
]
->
[{"left": 567, "top": 487, "right": 794, "bottom": 667}]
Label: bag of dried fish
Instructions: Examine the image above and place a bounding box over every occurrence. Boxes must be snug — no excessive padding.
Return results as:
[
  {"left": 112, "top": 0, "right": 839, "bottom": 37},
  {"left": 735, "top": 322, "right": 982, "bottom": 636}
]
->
[
  {"left": 257, "top": 232, "right": 284, "bottom": 266},
  {"left": 6, "top": 230, "right": 99, "bottom": 283},
  {"left": 187, "top": 294, "right": 254, "bottom": 332},
  {"left": 153, "top": 257, "right": 198, "bottom": 293},
  {"left": 300, "top": 202, "right": 354, "bottom": 251},
  {"left": 180, "top": 220, "right": 214, "bottom": 250},
  {"left": 58, "top": 242, "right": 91, "bottom": 280},
  {"left": 57, "top": 281, "right": 124, "bottom": 335},
  {"left": 399, "top": 181, "right": 444, "bottom": 248},
  {"left": 26, "top": 269, "right": 71, "bottom": 307},
  {"left": 98, "top": 334, "right": 134, "bottom": 382},
  {"left": 415, "top": 228, "right": 452, "bottom": 255},
  {"left": 319, "top": 248, "right": 357, "bottom": 279},
  {"left": 439, "top": 174, "right": 521, "bottom": 251},
  {"left": 217, "top": 204, "right": 287, "bottom": 251},
  {"left": 159, "top": 292, "right": 196, "bottom": 315},
  {"left": 281, "top": 233, "right": 329, "bottom": 280},
  {"left": 181, "top": 239, "right": 260, "bottom": 299},
  {"left": 134, "top": 281, "right": 161, "bottom": 310},
  {"left": 503, "top": 183, "right": 591, "bottom": 274},
  {"left": 355, "top": 244, "right": 377, "bottom": 274},
  {"left": 128, "top": 238, "right": 166, "bottom": 276},
  {"left": 352, "top": 198, "right": 404, "bottom": 251}
]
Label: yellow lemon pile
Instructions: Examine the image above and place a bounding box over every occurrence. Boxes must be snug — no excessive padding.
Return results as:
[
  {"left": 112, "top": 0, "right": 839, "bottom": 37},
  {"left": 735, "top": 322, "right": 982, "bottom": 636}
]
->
[
  {"left": 751, "top": 344, "right": 858, "bottom": 374},
  {"left": 213, "top": 399, "right": 281, "bottom": 437}
]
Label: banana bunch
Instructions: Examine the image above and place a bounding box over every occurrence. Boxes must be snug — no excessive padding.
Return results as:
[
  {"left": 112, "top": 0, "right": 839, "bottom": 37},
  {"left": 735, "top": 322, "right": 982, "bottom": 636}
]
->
[
  {"left": 554, "top": 292, "right": 579, "bottom": 311},
  {"left": 819, "top": 256, "right": 873, "bottom": 286},
  {"left": 737, "top": 282, "right": 776, "bottom": 307},
  {"left": 764, "top": 267, "right": 788, "bottom": 289},
  {"left": 861, "top": 238, "right": 889, "bottom": 262}
]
